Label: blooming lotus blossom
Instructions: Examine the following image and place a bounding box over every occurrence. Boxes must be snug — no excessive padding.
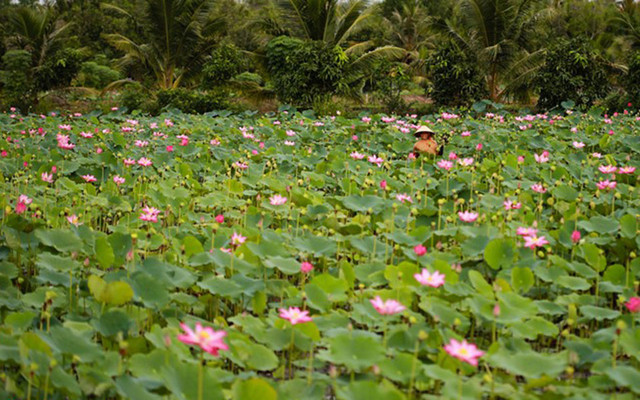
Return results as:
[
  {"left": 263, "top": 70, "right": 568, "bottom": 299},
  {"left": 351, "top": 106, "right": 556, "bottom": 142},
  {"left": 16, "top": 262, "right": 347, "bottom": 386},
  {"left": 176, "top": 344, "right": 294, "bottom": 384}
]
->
[
  {"left": 531, "top": 183, "right": 547, "bottom": 193},
  {"left": 571, "top": 230, "right": 581, "bottom": 244},
  {"left": 534, "top": 151, "right": 549, "bottom": 163},
  {"left": 231, "top": 232, "right": 246, "bottom": 246},
  {"left": 177, "top": 323, "right": 228, "bottom": 356},
  {"left": 177, "top": 134, "right": 189, "bottom": 146},
  {"left": 380, "top": 180, "right": 387, "bottom": 190},
  {"left": 458, "top": 211, "right": 478, "bottom": 223},
  {"left": 15, "top": 194, "right": 32, "bottom": 214},
  {"left": 56, "top": 134, "right": 75, "bottom": 149},
  {"left": 134, "top": 140, "right": 149, "bottom": 148},
  {"left": 444, "top": 339, "right": 484, "bottom": 367},
  {"left": 475, "top": 143, "right": 483, "bottom": 151},
  {"left": 625, "top": 297, "right": 640, "bottom": 313},
  {"left": 269, "top": 194, "right": 287, "bottom": 205},
  {"left": 458, "top": 157, "right": 474, "bottom": 166},
  {"left": 370, "top": 296, "right": 406, "bottom": 315},
  {"left": 123, "top": 158, "right": 136, "bottom": 166},
  {"left": 408, "top": 152, "right": 416, "bottom": 160},
  {"left": 139, "top": 206, "right": 161, "bottom": 222},
  {"left": 79, "top": 131, "right": 93, "bottom": 138},
  {"left": 285, "top": 130, "right": 296, "bottom": 137},
  {"left": 233, "top": 161, "right": 248, "bottom": 170},
  {"left": 215, "top": 214, "right": 224, "bottom": 224},
  {"left": 395, "top": 193, "right": 413, "bottom": 203},
  {"left": 210, "top": 139, "right": 221, "bottom": 146},
  {"left": 517, "top": 156, "right": 525, "bottom": 164},
  {"left": 437, "top": 160, "right": 453, "bottom": 171},
  {"left": 350, "top": 152, "right": 365, "bottom": 160},
  {"left": 113, "top": 175, "right": 125, "bottom": 185},
  {"left": 598, "top": 165, "right": 617, "bottom": 174},
  {"left": 301, "top": 262, "right": 314, "bottom": 273},
  {"left": 138, "top": 157, "right": 152, "bottom": 167},
  {"left": 592, "top": 152, "right": 602, "bottom": 158},
  {"left": 618, "top": 166, "right": 636, "bottom": 174},
  {"left": 516, "top": 227, "right": 538, "bottom": 237},
  {"left": 523, "top": 235, "right": 549, "bottom": 249},
  {"left": 67, "top": 214, "right": 81, "bottom": 226},
  {"left": 461, "top": 131, "right": 471, "bottom": 137},
  {"left": 82, "top": 175, "right": 97, "bottom": 182},
  {"left": 414, "top": 244, "right": 427, "bottom": 256},
  {"left": 19, "top": 195, "right": 32, "bottom": 205},
  {"left": 368, "top": 155, "right": 384, "bottom": 167},
  {"left": 41, "top": 172, "right": 54, "bottom": 183},
  {"left": 414, "top": 269, "right": 445, "bottom": 287},
  {"left": 220, "top": 247, "right": 233, "bottom": 254},
  {"left": 572, "top": 141, "right": 585, "bottom": 149},
  {"left": 279, "top": 307, "right": 312, "bottom": 325},
  {"left": 596, "top": 180, "right": 617, "bottom": 190},
  {"left": 284, "top": 140, "right": 295, "bottom": 146},
  {"left": 503, "top": 199, "right": 522, "bottom": 210},
  {"left": 448, "top": 152, "right": 458, "bottom": 160},
  {"left": 361, "top": 116, "right": 371, "bottom": 123}
]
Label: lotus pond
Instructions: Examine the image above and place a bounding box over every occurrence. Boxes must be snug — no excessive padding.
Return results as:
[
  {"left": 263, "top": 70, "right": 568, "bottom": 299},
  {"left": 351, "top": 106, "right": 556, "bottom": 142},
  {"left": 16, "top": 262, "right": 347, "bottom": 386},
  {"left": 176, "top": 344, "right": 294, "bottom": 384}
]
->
[{"left": 0, "top": 107, "right": 639, "bottom": 400}]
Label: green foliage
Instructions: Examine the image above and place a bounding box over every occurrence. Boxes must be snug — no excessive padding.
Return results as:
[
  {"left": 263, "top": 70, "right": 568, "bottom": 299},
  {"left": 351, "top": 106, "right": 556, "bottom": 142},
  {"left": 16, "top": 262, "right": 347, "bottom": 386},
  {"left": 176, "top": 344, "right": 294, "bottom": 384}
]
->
[
  {"left": 624, "top": 51, "right": 640, "bottom": 106},
  {"left": 202, "top": 44, "right": 247, "bottom": 89},
  {"left": 77, "top": 61, "right": 121, "bottom": 89},
  {"left": 0, "top": 50, "right": 34, "bottom": 111},
  {"left": 155, "top": 88, "right": 229, "bottom": 114},
  {"left": 535, "top": 38, "right": 609, "bottom": 110},
  {"left": 266, "top": 36, "right": 347, "bottom": 106},
  {"left": 371, "top": 60, "right": 411, "bottom": 113},
  {"left": 427, "top": 41, "right": 487, "bottom": 107},
  {"left": 35, "top": 48, "right": 84, "bottom": 92}
]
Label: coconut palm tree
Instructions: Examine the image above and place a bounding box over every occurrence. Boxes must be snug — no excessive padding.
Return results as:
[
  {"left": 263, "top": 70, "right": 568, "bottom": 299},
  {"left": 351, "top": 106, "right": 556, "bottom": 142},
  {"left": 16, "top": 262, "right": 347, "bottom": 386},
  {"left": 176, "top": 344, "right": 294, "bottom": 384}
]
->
[
  {"left": 103, "top": 0, "right": 225, "bottom": 89},
  {"left": 444, "top": 0, "right": 551, "bottom": 101}
]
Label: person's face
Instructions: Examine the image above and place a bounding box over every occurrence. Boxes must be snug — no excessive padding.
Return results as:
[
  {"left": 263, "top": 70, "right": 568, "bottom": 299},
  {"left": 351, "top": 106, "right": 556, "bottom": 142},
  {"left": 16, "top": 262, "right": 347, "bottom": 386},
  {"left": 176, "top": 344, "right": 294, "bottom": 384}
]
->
[{"left": 420, "top": 133, "right": 430, "bottom": 140}]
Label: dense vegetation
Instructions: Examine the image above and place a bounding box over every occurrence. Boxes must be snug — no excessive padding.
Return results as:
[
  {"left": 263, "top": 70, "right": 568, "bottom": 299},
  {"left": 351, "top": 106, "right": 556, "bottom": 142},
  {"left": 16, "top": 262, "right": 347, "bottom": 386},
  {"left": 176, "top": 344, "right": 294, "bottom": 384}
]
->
[{"left": 2, "top": 0, "right": 640, "bottom": 114}]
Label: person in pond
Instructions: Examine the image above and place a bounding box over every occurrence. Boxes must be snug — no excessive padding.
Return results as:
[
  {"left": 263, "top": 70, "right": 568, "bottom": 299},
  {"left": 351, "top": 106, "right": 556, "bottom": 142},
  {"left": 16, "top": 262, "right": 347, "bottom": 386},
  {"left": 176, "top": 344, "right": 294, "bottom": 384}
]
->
[{"left": 413, "top": 126, "right": 439, "bottom": 156}]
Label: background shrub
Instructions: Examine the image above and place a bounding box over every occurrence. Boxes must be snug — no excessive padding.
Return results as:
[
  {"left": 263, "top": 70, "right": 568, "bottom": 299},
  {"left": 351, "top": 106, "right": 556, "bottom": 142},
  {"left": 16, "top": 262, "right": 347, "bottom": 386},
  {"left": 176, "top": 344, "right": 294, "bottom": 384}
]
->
[
  {"left": 535, "top": 38, "right": 609, "bottom": 110},
  {"left": 426, "top": 41, "right": 487, "bottom": 107},
  {"left": 0, "top": 50, "right": 34, "bottom": 112},
  {"left": 155, "top": 88, "right": 228, "bottom": 114},
  {"left": 266, "top": 36, "right": 347, "bottom": 107}
]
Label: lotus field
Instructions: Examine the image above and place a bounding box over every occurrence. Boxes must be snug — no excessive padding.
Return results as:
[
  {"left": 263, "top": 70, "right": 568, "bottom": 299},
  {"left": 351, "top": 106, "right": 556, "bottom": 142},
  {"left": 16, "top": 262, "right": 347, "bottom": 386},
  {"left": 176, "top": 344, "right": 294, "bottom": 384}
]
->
[{"left": 1, "top": 107, "right": 640, "bottom": 400}]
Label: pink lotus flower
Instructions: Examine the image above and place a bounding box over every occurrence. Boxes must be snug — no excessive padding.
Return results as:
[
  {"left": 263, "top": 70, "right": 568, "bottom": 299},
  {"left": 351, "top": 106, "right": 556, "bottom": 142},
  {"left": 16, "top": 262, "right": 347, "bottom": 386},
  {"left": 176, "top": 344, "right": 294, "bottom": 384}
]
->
[
  {"left": 19, "top": 195, "right": 32, "bottom": 205},
  {"left": 503, "top": 199, "right": 522, "bottom": 210},
  {"left": 531, "top": 183, "right": 547, "bottom": 193},
  {"left": 138, "top": 157, "right": 152, "bottom": 167},
  {"left": 361, "top": 116, "right": 371, "bottom": 123},
  {"left": 300, "top": 261, "right": 314, "bottom": 273},
  {"left": 269, "top": 194, "right": 287, "bottom": 205},
  {"left": 286, "top": 130, "right": 296, "bottom": 137},
  {"left": 461, "top": 131, "right": 471, "bottom": 137},
  {"left": 368, "top": 155, "right": 384, "bottom": 167},
  {"left": 596, "top": 180, "right": 617, "bottom": 190},
  {"left": 231, "top": 232, "right": 246, "bottom": 246},
  {"left": 592, "top": 152, "right": 602, "bottom": 159},
  {"left": 177, "top": 323, "right": 228, "bottom": 356},
  {"left": 572, "top": 141, "right": 585, "bottom": 149},
  {"left": 135, "top": 140, "right": 149, "bottom": 148},
  {"left": 233, "top": 161, "right": 248, "bottom": 170},
  {"left": 352, "top": 135, "right": 358, "bottom": 141},
  {"left": 380, "top": 180, "right": 387, "bottom": 190},
  {"left": 123, "top": 158, "right": 136, "bottom": 166},
  {"left": 475, "top": 143, "right": 483, "bottom": 151},
  {"left": 534, "top": 151, "right": 549, "bottom": 163},
  {"left": 350, "top": 152, "right": 365, "bottom": 160},
  {"left": 113, "top": 175, "right": 125, "bottom": 185},
  {"left": 598, "top": 165, "right": 617, "bottom": 174},
  {"left": 79, "top": 131, "right": 93, "bottom": 138},
  {"left": 177, "top": 134, "right": 189, "bottom": 146},
  {"left": 571, "top": 230, "right": 581, "bottom": 244},
  {"left": 437, "top": 160, "right": 453, "bottom": 171},
  {"left": 82, "top": 175, "right": 97, "bottom": 182},
  {"left": 523, "top": 235, "right": 549, "bottom": 249},
  {"left": 67, "top": 214, "right": 81, "bottom": 226},
  {"left": 448, "top": 152, "right": 458, "bottom": 160},
  {"left": 408, "top": 152, "right": 416, "bottom": 160},
  {"left": 166, "top": 145, "right": 174, "bottom": 152},
  {"left": 279, "top": 307, "right": 312, "bottom": 325},
  {"left": 444, "top": 338, "right": 484, "bottom": 367},
  {"left": 41, "top": 172, "right": 54, "bottom": 183},
  {"left": 284, "top": 140, "right": 295, "bottom": 146},
  {"left": 414, "top": 269, "right": 445, "bottom": 287},
  {"left": 458, "top": 211, "right": 478, "bottom": 223},
  {"left": 15, "top": 194, "right": 31, "bottom": 214},
  {"left": 395, "top": 193, "right": 413, "bottom": 203},
  {"left": 414, "top": 244, "right": 427, "bottom": 256},
  {"left": 625, "top": 297, "right": 640, "bottom": 313},
  {"left": 458, "top": 157, "right": 474, "bottom": 167},
  {"left": 139, "top": 206, "right": 161, "bottom": 222},
  {"left": 618, "top": 166, "right": 636, "bottom": 174},
  {"left": 517, "top": 156, "right": 525, "bottom": 164},
  {"left": 215, "top": 214, "right": 224, "bottom": 224},
  {"left": 370, "top": 296, "right": 405, "bottom": 315},
  {"left": 516, "top": 227, "right": 538, "bottom": 237}
]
